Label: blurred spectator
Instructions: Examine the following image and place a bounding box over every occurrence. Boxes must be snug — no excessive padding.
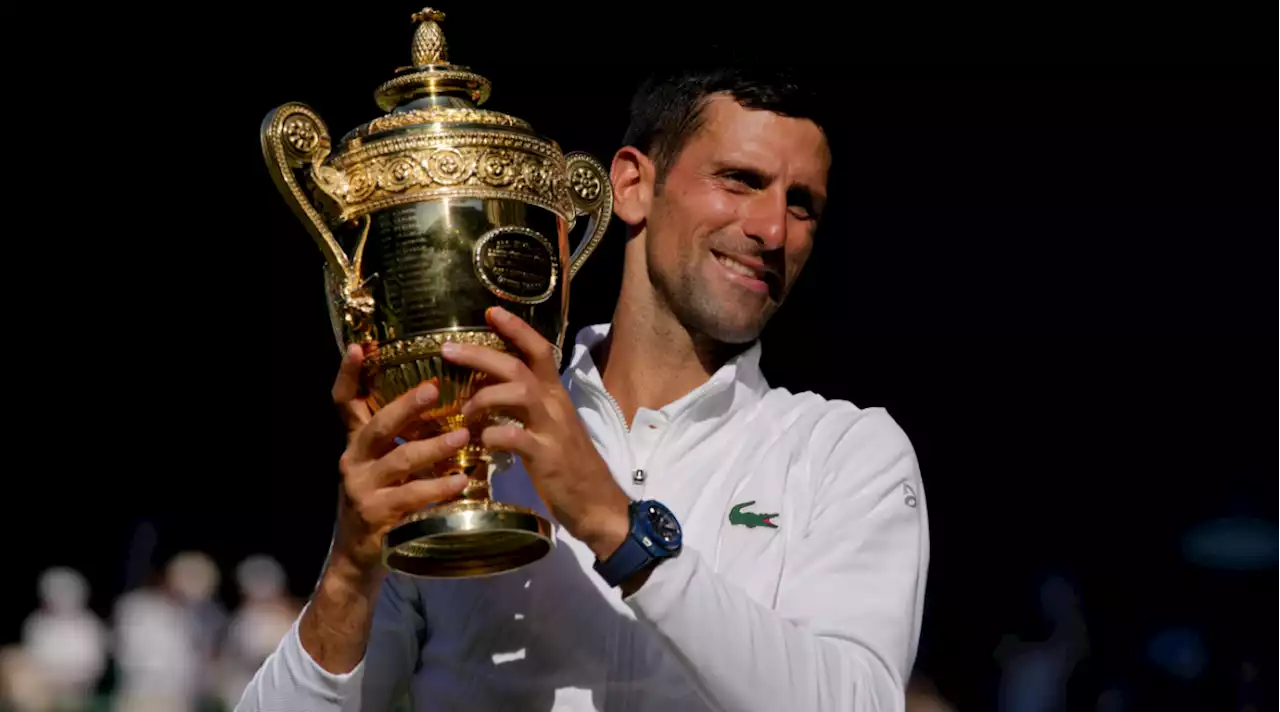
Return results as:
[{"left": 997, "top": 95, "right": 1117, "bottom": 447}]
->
[
  {"left": 994, "top": 574, "right": 1090, "bottom": 712},
  {"left": 167, "top": 550, "right": 229, "bottom": 702},
  {"left": 217, "top": 554, "right": 300, "bottom": 709},
  {"left": 112, "top": 551, "right": 224, "bottom": 712},
  {"left": 0, "top": 645, "right": 54, "bottom": 712},
  {"left": 18, "top": 567, "right": 107, "bottom": 711}
]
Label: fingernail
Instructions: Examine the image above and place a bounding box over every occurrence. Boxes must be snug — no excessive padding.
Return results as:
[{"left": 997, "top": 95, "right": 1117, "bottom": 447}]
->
[
  {"left": 441, "top": 342, "right": 459, "bottom": 356},
  {"left": 416, "top": 382, "right": 437, "bottom": 405},
  {"left": 448, "top": 474, "right": 470, "bottom": 487},
  {"left": 489, "top": 306, "right": 509, "bottom": 320},
  {"left": 445, "top": 429, "right": 470, "bottom": 447}
]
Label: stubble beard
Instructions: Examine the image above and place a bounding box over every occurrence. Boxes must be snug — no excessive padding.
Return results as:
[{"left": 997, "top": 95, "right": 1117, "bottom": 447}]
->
[{"left": 649, "top": 249, "right": 777, "bottom": 346}]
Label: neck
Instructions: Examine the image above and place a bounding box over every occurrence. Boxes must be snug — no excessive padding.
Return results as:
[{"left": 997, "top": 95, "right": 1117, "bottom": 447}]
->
[{"left": 595, "top": 255, "right": 750, "bottom": 428}]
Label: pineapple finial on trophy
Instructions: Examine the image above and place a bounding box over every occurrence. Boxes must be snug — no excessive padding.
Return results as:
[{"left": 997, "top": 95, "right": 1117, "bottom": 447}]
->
[
  {"left": 410, "top": 8, "right": 449, "bottom": 66},
  {"left": 376, "top": 6, "right": 490, "bottom": 109}
]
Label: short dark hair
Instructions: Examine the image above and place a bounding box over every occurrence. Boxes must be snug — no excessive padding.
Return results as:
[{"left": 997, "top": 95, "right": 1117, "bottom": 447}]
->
[{"left": 621, "top": 62, "right": 830, "bottom": 185}]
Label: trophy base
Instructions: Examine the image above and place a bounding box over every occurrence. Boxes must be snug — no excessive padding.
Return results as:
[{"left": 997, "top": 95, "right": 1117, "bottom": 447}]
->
[{"left": 383, "top": 498, "right": 555, "bottom": 578}]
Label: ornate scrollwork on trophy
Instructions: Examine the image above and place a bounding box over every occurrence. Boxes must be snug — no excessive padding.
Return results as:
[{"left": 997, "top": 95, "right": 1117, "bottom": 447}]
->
[
  {"left": 326, "top": 135, "right": 573, "bottom": 221},
  {"left": 377, "top": 329, "right": 509, "bottom": 367},
  {"left": 425, "top": 147, "right": 472, "bottom": 184},
  {"left": 570, "top": 165, "right": 602, "bottom": 202},
  {"left": 379, "top": 156, "right": 421, "bottom": 192},
  {"left": 346, "top": 165, "right": 378, "bottom": 202},
  {"left": 367, "top": 107, "right": 532, "bottom": 134},
  {"left": 477, "top": 150, "right": 517, "bottom": 187},
  {"left": 283, "top": 115, "right": 322, "bottom": 156}
]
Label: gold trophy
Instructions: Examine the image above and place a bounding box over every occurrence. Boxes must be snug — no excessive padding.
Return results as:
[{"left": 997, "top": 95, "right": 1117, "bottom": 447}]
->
[{"left": 260, "top": 8, "right": 612, "bottom": 578}]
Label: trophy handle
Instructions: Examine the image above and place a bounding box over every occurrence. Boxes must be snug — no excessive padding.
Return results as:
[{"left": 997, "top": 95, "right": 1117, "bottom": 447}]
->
[
  {"left": 260, "top": 102, "right": 360, "bottom": 286},
  {"left": 261, "top": 103, "right": 376, "bottom": 345},
  {"left": 564, "top": 152, "right": 613, "bottom": 282}
]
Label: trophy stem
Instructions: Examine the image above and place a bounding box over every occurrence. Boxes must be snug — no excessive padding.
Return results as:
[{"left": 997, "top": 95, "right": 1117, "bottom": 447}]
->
[
  {"left": 433, "top": 413, "right": 493, "bottom": 502},
  {"left": 383, "top": 417, "right": 554, "bottom": 578}
]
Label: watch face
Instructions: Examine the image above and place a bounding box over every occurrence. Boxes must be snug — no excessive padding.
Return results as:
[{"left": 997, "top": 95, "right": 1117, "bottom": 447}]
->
[{"left": 646, "top": 504, "right": 681, "bottom": 546}]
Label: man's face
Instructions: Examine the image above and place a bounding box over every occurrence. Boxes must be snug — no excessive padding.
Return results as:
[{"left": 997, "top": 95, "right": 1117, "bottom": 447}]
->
[{"left": 645, "top": 94, "right": 830, "bottom": 344}]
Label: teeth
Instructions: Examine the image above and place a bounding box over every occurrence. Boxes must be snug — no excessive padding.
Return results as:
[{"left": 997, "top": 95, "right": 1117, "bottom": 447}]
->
[{"left": 715, "top": 253, "right": 759, "bottom": 279}]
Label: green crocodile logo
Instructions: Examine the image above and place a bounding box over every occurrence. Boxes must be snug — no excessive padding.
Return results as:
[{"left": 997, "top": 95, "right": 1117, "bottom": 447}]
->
[{"left": 729, "top": 501, "right": 779, "bottom": 529}]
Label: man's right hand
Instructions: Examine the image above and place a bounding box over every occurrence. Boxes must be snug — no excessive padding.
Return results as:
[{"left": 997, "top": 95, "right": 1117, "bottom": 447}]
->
[
  {"left": 293, "top": 344, "right": 468, "bottom": 676},
  {"left": 328, "top": 343, "right": 471, "bottom": 579}
]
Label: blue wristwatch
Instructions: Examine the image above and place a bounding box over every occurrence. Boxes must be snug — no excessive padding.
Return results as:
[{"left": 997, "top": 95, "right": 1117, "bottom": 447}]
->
[{"left": 593, "top": 500, "right": 683, "bottom": 588}]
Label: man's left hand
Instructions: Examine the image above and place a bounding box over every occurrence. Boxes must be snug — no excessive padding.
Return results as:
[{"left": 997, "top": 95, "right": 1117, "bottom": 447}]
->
[{"left": 441, "top": 306, "right": 631, "bottom": 561}]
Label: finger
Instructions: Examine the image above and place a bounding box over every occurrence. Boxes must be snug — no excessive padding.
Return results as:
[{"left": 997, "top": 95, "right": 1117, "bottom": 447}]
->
[
  {"left": 459, "top": 381, "right": 546, "bottom": 422},
  {"left": 374, "top": 473, "right": 470, "bottom": 518},
  {"left": 440, "top": 340, "right": 530, "bottom": 384},
  {"left": 366, "top": 428, "right": 471, "bottom": 488},
  {"left": 480, "top": 423, "right": 540, "bottom": 461},
  {"left": 486, "top": 306, "right": 560, "bottom": 382},
  {"left": 352, "top": 381, "right": 440, "bottom": 460},
  {"left": 332, "top": 344, "right": 371, "bottom": 431}
]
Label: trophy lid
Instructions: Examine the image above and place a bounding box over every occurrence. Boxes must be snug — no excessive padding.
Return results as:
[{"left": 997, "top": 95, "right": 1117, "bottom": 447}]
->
[
  {"left": 338, "top": 8, "right": 537, "bottom": 146},
  {"left": 298, "top": 7, "right": 580, "bottom": 225}
]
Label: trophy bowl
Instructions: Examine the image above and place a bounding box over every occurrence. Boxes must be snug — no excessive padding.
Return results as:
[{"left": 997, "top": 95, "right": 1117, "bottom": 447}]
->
[{"left": 259, "top": 8, "right": 612, "bottom": 578}]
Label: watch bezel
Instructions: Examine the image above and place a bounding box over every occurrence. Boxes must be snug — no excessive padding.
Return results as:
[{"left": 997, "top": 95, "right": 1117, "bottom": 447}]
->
[{"left": 637, "top": 501, "right": 682, "bottom": 552}]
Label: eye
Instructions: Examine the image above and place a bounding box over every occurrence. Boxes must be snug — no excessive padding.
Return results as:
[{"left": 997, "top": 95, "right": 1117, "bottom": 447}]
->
[
  {"left": 787, "top": 188, "right": 821, "bottom": 222},
  {"left": 719, "top": 169, "right": 765, "bottom": 191}
]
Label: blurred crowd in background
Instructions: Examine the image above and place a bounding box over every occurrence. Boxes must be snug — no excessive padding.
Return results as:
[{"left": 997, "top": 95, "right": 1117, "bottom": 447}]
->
[
  {"left": 1, "top": 553, "right": 299, "bottom": 712},
  {"left": 0, "top": 511, "right": 1270, "bottom": 711},
  {"left": 0, "top": 549, "right": 969, "bottom": 712}
]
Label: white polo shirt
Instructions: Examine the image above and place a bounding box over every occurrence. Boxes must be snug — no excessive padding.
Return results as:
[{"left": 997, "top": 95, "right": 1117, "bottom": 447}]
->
[{"left": 237, "top": 323, "right": 929, "bottom": 712}]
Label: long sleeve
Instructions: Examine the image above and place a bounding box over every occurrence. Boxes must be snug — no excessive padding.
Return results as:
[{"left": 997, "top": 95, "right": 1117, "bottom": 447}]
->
[
  {"left": 234, "top": 572, "right": 427, "bottom": 712},
  {"left": 625, "top": 410, "right": 929, "bottom": 711}
]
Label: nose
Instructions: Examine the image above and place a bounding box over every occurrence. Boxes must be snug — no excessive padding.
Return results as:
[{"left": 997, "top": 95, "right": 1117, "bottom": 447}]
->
[{"left": 740, "top": 188, "right": 787, "bottom": 250}]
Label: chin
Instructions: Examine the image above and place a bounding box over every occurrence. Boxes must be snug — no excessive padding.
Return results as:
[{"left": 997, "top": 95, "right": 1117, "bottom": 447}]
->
[
  {"left": 691, "top": 308, "right": 772, "bottom": 345},
  {"left": 661, "top": 269, "right": 778, "bottom": 344}
]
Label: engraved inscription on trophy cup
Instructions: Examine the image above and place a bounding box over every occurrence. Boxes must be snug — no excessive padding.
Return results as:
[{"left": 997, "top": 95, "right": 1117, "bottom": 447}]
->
[
  {"left": 260, "top": 7, "right": 613, "bottom": 578},
  {"left": 474, "top": 227, "right": 558, "bottom": 304}
]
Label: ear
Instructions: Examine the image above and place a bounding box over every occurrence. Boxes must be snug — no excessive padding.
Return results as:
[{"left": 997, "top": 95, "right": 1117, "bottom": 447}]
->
[{"left": 609, "top": 146, "right": 654, "bottom": 227}]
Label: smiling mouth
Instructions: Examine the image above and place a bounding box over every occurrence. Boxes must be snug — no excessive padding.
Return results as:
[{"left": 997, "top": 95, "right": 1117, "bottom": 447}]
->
[
  {"left": 714, "top": 252, "right": 760, "bottom": 278},
  {"left": 711, "top": 250, "right": 780, "bottom": 296}
]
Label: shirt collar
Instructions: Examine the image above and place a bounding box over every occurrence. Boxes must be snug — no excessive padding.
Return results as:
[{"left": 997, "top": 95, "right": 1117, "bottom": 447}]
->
[{"left": 564, "top": 322, "right": 769, "bottom": 423}]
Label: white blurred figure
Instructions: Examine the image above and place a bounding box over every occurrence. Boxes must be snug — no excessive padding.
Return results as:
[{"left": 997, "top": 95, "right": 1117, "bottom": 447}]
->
[
  {"left": 0, "top": 645, "right": 54, "bottom": 712},
  {"left": 167, "top": 550, "right": 229, "bottom": 702},
  {"left": 113, "top": 551, "right": 225, "bottom": 712},
  {"left": 113, "top": 583, "right": 196, "bottom": 712},
  {"left": 19, "top": 567, "right": 107, "bottom": 710},
  {"left": 218, "top": 555, "right": 300, "bottom": 709}
]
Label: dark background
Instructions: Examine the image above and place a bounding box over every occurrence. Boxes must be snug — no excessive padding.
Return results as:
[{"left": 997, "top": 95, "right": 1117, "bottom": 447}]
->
[{"left": 5, "top": 4, "right": 1274, "bottom": 711}]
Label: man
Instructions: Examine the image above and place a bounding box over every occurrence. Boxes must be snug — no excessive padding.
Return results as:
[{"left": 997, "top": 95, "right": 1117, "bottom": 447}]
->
[{"left": 238, "top": 65, "right": 929, "bottom": 711}]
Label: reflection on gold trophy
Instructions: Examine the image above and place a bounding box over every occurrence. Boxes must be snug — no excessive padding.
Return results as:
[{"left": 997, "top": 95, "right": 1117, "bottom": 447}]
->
[{"left": 260, "top": 8, "right": 612, "bottom": 577}]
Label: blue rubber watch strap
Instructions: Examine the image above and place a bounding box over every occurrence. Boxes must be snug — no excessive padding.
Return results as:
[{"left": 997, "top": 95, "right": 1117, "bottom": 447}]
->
[{"left": 593, "top": 534, "right": 652, "bottom": 588}]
